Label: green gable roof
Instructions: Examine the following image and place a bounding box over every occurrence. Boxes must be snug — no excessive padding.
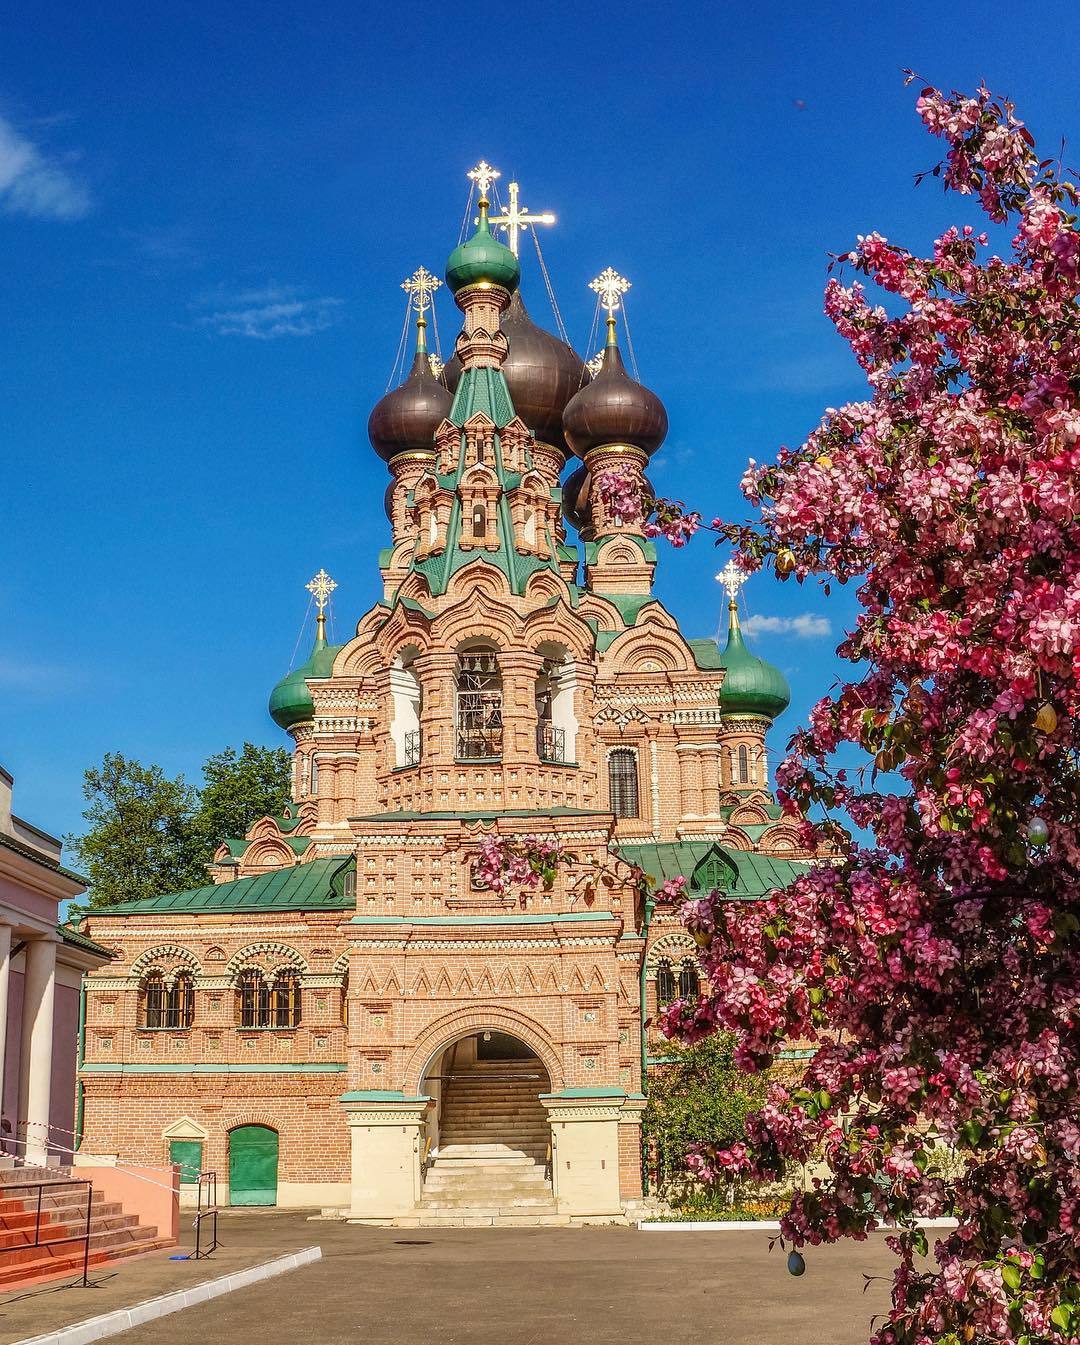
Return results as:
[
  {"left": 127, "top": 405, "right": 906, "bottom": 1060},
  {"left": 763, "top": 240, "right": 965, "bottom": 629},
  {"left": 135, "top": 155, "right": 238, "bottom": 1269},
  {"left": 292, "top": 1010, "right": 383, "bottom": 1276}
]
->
[
  {"left": 615, "top": 840, "right": 810, "bottom": 899},
  {"left": 90, "top": 856, "right": 355, "bottom": 916}
]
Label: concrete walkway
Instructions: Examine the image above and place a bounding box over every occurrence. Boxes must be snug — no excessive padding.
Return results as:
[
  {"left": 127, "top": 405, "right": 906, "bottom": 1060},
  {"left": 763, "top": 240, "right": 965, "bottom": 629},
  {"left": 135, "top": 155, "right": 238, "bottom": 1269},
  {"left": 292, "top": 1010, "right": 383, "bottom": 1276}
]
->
[{"left": 1, "top": 1210, "right": 905, "bottom": 1345}]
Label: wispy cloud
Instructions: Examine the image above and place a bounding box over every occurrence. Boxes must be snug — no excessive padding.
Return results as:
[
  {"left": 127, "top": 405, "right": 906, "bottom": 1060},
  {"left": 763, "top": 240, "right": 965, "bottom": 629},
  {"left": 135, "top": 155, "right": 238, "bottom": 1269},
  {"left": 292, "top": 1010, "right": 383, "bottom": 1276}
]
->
[
  {"left": 742, "top": 613, "right": 832, "bottom": 639},
  {"left": 0, "top": 115, "right": 91, "bottom": 220},
  {"left": 191, "top": 285, "right": 344, "bottom": 339}
]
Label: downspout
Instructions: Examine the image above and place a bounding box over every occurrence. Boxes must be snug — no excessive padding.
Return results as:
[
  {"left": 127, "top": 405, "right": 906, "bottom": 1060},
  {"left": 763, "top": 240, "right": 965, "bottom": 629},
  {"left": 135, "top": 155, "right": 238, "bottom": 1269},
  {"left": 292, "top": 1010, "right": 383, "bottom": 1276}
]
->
[{"left": 638, "top": 888, "right": 656, "bottom": 1195}]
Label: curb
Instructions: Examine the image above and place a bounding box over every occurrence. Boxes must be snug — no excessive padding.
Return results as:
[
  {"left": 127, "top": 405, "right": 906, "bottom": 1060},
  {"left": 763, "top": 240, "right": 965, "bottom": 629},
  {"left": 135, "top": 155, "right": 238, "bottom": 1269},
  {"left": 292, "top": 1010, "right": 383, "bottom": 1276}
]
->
[
  {"left": 13, "top": 1245, "right": 323, "bottom": 1345},
  {"left": 637, "top": 1217, "right": 959, "bottom": 1232}
]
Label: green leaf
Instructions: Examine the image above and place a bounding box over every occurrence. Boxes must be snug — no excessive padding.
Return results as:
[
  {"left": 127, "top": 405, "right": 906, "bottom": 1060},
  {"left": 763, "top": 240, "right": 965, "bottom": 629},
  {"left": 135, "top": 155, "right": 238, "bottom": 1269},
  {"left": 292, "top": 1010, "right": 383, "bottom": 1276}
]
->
[{"left": 1002, "top": 1264, "right": 1022, "bottom": 1292}]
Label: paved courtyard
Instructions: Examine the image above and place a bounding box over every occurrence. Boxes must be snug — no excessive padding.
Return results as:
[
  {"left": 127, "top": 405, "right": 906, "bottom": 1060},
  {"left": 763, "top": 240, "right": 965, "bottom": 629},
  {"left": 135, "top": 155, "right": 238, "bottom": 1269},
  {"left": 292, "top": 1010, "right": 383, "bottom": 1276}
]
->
[{"left": 2, "top": 1211, "right": 902, "bottom": 1345}]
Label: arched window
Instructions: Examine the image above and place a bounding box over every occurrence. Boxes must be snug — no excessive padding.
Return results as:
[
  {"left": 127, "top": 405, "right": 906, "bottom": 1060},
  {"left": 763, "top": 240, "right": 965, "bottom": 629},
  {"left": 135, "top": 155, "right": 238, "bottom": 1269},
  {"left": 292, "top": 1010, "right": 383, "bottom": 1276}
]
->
[
  {"left": 142, "top": 973, "right": 166, "bottom": 1029},
  {"left": 656, "top": 958, "right": 676, "bottom": 1006},
  {"left": 237, "top": 970, "right": 266, "bottom": 1028},
  {"left": 309, "top": 757, "right": 319, "bottom": 796},
  {"left": 271, "top": 970, "right": 302, "bottom": 1028},
  {"left": 608, "top": 748, "right": 639, "bottom": 819},
  {"left": 428, "top": 512, "right": 438, "bottom": 545},
  {"left": 678, "top": 958, "right": 700, "bottom": 1001},
  {"left": 341, "top": 972, "right": 349, "bottom": 1027},
  {"left": 738, "top": 743, "right": 750, "bottom": 784},
  {"left": 523, "top": 507, "right": 537, "bottom": 547},
  {"left": 471, "top": 502, "right": 487, "bottom": 541},
  {"left": 535, "top": 647, "right": 577, "bottom": 763},
  {"left": 456, "top": 648, "right": 502, "bottom": 759}
]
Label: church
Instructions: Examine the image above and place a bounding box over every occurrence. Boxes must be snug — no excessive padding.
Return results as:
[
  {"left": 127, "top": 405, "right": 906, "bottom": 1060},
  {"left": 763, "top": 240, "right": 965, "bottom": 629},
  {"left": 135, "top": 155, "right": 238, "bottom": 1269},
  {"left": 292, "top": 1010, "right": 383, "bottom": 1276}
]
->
[{"left": 76, "top": 165, "right": 812, "bottom": 1224}]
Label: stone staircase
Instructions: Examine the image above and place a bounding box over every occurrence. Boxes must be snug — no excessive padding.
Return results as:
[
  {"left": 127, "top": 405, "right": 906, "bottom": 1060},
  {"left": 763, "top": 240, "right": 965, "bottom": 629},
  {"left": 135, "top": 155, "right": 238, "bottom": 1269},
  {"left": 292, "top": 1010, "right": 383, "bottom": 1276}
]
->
[
  {"left": 0, "top": 1167, "right": 172, "bottom": 1290},
  {"left": 415, "top": 1058, "right": 568, "bottom": 1227}
]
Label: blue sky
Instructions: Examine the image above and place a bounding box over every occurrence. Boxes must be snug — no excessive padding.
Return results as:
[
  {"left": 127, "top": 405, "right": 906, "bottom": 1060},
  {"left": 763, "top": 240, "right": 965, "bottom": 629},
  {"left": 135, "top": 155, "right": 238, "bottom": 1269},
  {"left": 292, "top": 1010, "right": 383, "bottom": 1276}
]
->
[{"left": 3, "top": 0, "right": 1079, "bottom": 843}]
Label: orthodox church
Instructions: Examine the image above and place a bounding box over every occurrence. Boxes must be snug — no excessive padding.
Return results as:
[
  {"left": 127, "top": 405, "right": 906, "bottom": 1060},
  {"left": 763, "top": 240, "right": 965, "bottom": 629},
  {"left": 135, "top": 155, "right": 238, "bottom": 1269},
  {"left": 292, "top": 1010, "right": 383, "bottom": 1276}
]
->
[{"left": 76, "top": 166, "right": 811, "bottom": 1223}]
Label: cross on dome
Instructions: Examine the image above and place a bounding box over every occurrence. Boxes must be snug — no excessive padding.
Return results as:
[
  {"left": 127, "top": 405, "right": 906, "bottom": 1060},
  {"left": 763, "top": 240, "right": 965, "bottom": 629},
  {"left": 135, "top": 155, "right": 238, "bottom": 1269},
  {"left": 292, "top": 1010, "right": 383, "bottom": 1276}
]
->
[
  {"left": 589, "top": 267, "right": 631, "bottom": 315},
  {"left": 306, "top": 568, "right": 337, "bottom": 614},
  {"left": 467, "top": 160, "right": 500, "bottom": 201},
  {"left": 401, "top": 266, "right": 442, "bottom": 317},
  {"left": 717, "top": 559, "right": 748, "bottom": 605},
  {"left": 489, "top": 180, "right": 556, "bottom": 258}
]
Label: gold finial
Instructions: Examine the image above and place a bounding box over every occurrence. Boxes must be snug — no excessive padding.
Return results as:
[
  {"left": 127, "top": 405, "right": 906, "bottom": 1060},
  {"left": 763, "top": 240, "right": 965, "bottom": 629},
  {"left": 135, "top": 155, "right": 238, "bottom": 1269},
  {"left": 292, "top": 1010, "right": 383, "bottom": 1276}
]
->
[
  {"left": 401, "top": 265, "right": 442, "bottom": 318},
  {"left": 467, "top": 159, "right": 500, "bottom": 205},
  {"left": 306, "top": 569, "right": 337, "bottom": 640},
  {"left": 589, "top": 267, "right": 631, "bottom": 315},
  {"left": 717, "top": 559, "right": 748, "bottom": 607},
  {"left": 585, "top": 350, "right": 605, "bottom": 378},
  {"left": 428, "top": 354, "right": 445, "bottom": 379},
  {"left": 489, "top": 179, "right": 556, "bottom": 257}
]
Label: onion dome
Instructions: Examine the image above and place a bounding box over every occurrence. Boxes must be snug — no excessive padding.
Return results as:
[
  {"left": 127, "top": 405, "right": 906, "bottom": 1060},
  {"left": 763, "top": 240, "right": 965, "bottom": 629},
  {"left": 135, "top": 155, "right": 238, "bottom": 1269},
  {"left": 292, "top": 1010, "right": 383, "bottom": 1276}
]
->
[
  {"left": 367, "top": 318, "right": 452, "bottom": 463},
  {"left": 269, "top": 614, "right": 341, "bottom": 730},
  {"left": 445, "top": 195, "right": 520, "bottom": 297},
  {"left": 718, "top": 602, "right": 790, "bottom": 721},
  {"left": 562, "top": 317, "right": 667, "bottom": 459}
]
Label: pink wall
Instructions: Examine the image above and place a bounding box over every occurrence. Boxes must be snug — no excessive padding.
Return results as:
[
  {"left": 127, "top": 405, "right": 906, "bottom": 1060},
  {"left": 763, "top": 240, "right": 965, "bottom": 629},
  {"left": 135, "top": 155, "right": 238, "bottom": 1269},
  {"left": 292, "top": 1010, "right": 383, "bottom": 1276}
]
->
[
  {"left": 1, "top": 970, "right": 81, "bottom": 1162},
  {"left": 74, "top": 1164, "right": 179, "bottom": 1243}
]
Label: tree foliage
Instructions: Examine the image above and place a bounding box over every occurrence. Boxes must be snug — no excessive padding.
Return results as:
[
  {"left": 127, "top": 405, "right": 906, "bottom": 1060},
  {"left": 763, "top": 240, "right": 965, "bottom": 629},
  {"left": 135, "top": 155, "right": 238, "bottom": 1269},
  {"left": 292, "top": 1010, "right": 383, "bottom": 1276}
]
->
[
  {"left": 69, "top": 742, "right": 292, "bottom": 908},
  {"left": 194, "top": 743, "right": 291, "bottom": 856}
]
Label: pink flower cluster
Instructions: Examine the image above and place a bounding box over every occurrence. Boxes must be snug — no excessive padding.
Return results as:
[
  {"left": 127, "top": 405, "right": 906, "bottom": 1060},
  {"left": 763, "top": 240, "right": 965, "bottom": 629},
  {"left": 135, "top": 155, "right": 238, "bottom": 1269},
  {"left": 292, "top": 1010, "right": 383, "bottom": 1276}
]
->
[
  {"left": 472, "top": 834, "right": 562, "bottom": 895},
  {"left": 631, "top": 82, "right": 1080, "bottom": 1345}
]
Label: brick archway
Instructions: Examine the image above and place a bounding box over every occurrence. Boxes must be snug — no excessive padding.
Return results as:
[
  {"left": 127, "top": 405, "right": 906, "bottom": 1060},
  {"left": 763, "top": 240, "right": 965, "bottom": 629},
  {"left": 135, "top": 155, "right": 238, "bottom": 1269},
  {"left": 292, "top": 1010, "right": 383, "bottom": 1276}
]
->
[{"left": 403, "top": 1005, "right": 565, "bottom": 1095}]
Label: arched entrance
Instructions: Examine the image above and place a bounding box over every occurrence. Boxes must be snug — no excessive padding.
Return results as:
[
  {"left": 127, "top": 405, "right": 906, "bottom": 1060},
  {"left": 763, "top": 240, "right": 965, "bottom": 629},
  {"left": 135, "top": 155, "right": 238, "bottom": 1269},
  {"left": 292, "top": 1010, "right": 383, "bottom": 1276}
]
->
[
  {"left": 228, "top": 1125, "right": 279, "bottom": 1206},
  {"left": 419, "top": 1031, "right": 554, "bottom": 1212}
]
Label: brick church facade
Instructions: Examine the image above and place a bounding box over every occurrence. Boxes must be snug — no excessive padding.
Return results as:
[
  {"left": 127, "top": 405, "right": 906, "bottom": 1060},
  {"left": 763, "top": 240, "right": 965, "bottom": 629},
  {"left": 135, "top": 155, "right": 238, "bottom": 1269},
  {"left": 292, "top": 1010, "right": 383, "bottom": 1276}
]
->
[{"left": 76, "top": 171, "right": 812, "bottom": 1221}]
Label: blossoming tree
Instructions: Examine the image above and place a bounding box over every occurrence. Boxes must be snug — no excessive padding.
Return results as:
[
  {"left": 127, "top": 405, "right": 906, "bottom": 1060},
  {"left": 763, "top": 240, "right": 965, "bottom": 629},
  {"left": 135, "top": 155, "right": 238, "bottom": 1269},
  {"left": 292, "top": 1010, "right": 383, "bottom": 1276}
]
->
[{"left": 500, "top": 83, "right": 1080, "bottom": 1342}]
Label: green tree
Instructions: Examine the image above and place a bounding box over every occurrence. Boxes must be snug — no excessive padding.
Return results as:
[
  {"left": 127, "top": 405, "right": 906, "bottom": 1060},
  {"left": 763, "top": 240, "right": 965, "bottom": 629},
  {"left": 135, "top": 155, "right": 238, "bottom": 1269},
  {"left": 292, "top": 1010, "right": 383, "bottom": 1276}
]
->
[
  {"left": 67, "top": 754, "right": 205, "bottom": 909},
  {"left": 644, "top": 1033, "right": 767, "bottom": 1201},
  {"left": 194, "top": 742, "right": 292, "bottom": 855}
]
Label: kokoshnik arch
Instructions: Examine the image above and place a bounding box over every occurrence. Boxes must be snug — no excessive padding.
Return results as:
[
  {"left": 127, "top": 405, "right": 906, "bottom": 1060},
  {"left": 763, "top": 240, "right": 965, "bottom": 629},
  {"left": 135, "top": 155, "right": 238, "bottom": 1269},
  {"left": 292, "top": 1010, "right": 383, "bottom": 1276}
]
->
[{"left": 75, "top": 164, "right": 813, "bottom": 1221}]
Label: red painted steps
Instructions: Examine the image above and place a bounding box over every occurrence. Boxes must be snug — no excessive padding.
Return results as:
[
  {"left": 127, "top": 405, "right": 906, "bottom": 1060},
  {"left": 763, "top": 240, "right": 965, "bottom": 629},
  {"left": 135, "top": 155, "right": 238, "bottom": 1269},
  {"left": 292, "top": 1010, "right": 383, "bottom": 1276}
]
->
[{"left": 0, "top": 1167, "right": 173, "bottom": 1291}]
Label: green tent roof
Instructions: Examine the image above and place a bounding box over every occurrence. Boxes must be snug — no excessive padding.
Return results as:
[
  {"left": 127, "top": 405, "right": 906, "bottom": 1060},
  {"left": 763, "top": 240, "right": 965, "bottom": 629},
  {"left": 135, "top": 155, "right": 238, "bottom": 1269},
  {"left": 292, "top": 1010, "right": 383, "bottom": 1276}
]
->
[
  {"left": 616, "top": 840, "right": 810, "bottom": 899},
  {"left": 90, "top": 857, "right": 355, "bottom": 916}
]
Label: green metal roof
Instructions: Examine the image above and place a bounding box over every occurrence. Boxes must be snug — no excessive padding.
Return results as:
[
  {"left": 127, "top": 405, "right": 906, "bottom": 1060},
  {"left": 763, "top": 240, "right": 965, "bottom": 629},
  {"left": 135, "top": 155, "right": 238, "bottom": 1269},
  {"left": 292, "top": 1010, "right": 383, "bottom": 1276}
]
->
[
  {"left": 0, "top": 831, "right": 86, "bottom": 885},
  {"left": 89, "top": 857, "right": 355, "bottom": 916},
  {"left": 687, "top": 638, "right": 723, "bottom": 670},
  {"left": 615, "top": 840, "right": 810, "bottom": 898},
  {"left": 59, "top": 923, "right": 113, "bottom": 958}
]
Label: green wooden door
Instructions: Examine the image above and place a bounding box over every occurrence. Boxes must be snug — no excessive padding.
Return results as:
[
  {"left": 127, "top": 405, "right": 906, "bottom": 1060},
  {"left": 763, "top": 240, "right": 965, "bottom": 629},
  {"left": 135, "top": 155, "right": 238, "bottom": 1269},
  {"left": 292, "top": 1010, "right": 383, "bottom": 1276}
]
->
[
  {"left": 168, "top": 1139, "right": 204, "bottom": 1183},
  {"left": 229, "top": 1126, "right": 279, "bottom": 1206}
]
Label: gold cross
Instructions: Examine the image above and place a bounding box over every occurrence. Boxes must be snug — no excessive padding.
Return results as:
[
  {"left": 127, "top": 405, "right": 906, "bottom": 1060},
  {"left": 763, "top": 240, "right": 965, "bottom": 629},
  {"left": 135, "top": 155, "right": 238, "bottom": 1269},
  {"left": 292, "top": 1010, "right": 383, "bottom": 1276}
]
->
[
  {"left": 589, "top": 267, "right": 631, "bottom": 314},
  {"left": 401, "top": 266, "right": 441, "bottom": 317},
  {"left": 716, "top": 560, "right": 748, "bottom": 605},
  {"left": 306, "top": 568, "right": 337, "bottom": 614},
  {"left": 489, "top": 180, "right": 556, "bottom": 257},
  {"left": 467, "top": 160, "right": 500, "bottom": 202}
]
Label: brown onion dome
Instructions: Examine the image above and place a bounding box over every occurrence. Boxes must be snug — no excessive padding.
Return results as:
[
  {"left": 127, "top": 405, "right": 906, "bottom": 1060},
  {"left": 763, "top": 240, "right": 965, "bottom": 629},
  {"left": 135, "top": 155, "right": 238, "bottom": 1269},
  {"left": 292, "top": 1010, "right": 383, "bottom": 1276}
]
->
[
  {"left": 562, "top": 320, "right": 667, "bottom": 460},
  {"left": 442, "top": 291, "right": 589, "bottom": 455},
  {"left": 367, "top": 320, "right": 452, "bottom": 463}
]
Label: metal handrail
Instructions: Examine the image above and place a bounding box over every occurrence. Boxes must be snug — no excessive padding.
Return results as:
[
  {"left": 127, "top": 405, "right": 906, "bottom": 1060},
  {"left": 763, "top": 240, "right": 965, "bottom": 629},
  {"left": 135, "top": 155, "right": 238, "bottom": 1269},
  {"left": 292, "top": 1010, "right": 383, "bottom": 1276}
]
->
[
  {"left": 0, "top": 1178, "right": 94, "bottom": 1287},
  {"left": 191, "top": 1170, "right": 220, "bottom": 1260}
]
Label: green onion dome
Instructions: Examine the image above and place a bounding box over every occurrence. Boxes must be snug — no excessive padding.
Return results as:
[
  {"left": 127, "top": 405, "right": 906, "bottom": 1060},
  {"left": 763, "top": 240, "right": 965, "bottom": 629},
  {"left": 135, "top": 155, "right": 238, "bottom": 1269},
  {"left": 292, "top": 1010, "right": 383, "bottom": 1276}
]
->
[
  {"left": 269, "top": 620, "right": 342, "bottom": 730},
  {"left": 718, "top": 603, "right": 790, "bottom": 720},
  {"left": 445, "top": 198, "right": 520, "bottom": 297}
]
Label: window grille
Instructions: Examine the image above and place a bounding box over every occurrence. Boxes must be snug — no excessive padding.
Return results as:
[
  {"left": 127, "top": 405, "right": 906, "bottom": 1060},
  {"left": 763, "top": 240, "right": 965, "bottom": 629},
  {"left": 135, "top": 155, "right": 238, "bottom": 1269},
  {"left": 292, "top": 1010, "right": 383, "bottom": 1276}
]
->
[
  {"left": 237, "top": 969, "right": 301, "bottom": 1028},
  {"left": 656, "top": 958, "right": 677, "bottom": 1006},
  {"left": 143, "top": 974, "right": 166, "bottom": 1029},
  {"left": 537, "top": 724, "right": 566, "bottom": 763},
  {"left": 143, "top": 972, "right": 194, "bottom": 1029},
  {"left": 310, "top": 757, "right": 319, "bottom": 795},
  {"left": 738, "top": 743, "right": 750, "bottom": 784},
  {"left": 456, "top": 651, "right": 503, "bottom": 759},
  {"left": 403, "top": 730, "right": 421, "bottom": 766},
  {"left": 678, "top": 959, "right": 700, "bottom": 1001},
  {"left": 608, "top": 748, "right": 640, "bottom": 818}
]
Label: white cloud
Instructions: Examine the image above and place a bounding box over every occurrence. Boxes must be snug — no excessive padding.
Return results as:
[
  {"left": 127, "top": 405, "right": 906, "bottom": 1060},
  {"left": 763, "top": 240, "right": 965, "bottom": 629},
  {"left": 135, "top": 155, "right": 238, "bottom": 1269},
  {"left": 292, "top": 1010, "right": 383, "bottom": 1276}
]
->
[
  {"left": 742, "top": 613, "right": 832, "bottom": 639},
  {"left": 0, "top": 115, "right": 91, "bottom": 220},
  {"left": 192, "top": 285, "right": 344, "bottom": 339}
]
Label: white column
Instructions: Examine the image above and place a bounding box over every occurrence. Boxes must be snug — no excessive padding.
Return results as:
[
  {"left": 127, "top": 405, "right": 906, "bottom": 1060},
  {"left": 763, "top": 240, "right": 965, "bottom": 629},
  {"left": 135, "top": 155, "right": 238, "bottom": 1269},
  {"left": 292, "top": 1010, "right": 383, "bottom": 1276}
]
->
[
  {"left": 0, "top": 924, "right": 11, "bottom": 1120},
  {"left": 18, "top": 938, "right": 57, "bottom": 1167}
]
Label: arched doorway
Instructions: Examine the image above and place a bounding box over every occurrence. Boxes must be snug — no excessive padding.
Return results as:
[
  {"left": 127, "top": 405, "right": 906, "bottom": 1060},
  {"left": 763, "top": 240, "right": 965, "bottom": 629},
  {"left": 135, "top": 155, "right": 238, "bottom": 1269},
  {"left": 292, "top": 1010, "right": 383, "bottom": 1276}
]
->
[
  {"left": 228, "top": 1125, "right": 279, "bottom": 1206},
  {"left": 419, "top": 1031, "right": 554, "bottom": 1210}
]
